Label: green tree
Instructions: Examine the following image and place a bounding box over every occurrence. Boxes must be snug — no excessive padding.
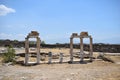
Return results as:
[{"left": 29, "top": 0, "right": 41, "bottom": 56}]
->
[
  {"left": 14, "top": 39, "right": 18, "bottom": 42},
  {"left": 2, "top": 46, "right": 16, "bottom": 63},
  {"left": 41, "top": 41, "right": 46, "bottom": 45}
]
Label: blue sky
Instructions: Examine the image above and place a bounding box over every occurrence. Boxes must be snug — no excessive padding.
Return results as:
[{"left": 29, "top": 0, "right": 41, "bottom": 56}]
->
[{"left": 0, "top": 0, "right": 120, "bottom": 44}]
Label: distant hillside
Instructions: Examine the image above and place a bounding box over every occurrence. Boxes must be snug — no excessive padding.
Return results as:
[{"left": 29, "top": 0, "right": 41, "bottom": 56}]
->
[
  {"left": 0, "top": 39, "right": 24, "bottom": 47},
  {"left": 0, "top": 39, "right": 120, "bottom": 53}
]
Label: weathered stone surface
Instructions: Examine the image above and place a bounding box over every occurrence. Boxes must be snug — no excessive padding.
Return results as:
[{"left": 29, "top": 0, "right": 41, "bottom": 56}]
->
[
  {"left": 25, "top": 31, "right": 41, "bottom": 65},
  {"left": 70, "top": 32, "right": 93, "bottom": 63},
  {"left": 48, "top": 52, "right": 52, "bottom": 64},
  {"left": 59, "top": 53, "right": 63, "bottom": 63},
  {"left": 28, "top": 31, "right": 39, "bottom": 37},
  {"left": 72, "top": 33, "right": 78, "bottom": 37},
  {"left": 80, "top": 32, "right": 88, "bottom": 36}
]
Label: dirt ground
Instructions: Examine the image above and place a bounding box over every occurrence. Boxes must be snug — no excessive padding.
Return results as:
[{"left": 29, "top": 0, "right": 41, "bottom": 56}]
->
[{"left": 0, "top": 48, "right": 120, "bottom": 80}]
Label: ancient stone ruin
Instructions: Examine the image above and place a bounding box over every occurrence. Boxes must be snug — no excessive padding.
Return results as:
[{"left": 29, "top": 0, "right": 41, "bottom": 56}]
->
[
  {"left": 70, "top": 32, "right": 93, "bottom": 63},
  {"left": 24, "top": 31, "right": 93, "bottom": 65},
  {"left": 25, "top": 31, "right": 41, "bottom": 65}
]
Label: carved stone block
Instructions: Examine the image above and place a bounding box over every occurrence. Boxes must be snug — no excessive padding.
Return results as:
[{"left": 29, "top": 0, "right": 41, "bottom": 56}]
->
[
  {"left": 28, "top": 31, "right": 39, "bottom": 37},
  {"left": 72, "top": 33, "right": 78, "bottom": 37},
  {"left": 80, "top": 32, "right": 88, "bottom": 36}
]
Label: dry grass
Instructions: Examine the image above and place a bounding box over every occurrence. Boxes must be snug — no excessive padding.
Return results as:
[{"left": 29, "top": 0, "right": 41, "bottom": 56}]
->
[{"left": 0, "top": 48, "right": 120, "bottom": 80}]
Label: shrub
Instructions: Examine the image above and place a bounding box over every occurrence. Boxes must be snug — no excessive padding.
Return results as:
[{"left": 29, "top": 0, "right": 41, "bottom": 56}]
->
[
  {"left": 41, "top": 41, "right": 46, "bottom": 45},
  {"left": 2, "top": 46, "right": 16, "bottom": 63}
]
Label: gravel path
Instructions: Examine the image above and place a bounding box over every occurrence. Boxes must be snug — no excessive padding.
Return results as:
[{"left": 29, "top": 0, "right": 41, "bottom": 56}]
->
[
  {"left": 0, "top": 48, "right": 120, "bottom": 80},
  {"left": 0, "top": 60, "right": 120, "bottom": 80}
]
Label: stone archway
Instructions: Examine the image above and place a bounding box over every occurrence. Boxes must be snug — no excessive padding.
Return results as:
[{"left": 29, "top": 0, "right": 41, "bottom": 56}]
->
[
  {"left": 25, "top": 31, "right": 41, "bottom": 65},
  {"left": 70, "top": 32, "right": 93, "bottom": 63}
]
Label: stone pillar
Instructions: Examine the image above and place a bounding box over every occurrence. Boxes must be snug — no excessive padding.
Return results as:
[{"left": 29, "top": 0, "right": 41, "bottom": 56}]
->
[
  {"left": 25, "top": 38, "right": 29, "bottom": 65},
  {"left": 89, "top": 37, "right": 93, "bottom": 61},
  {"left": 80, "top": 37, "right": 84, "bottom": 62},
  {"left": 59, "top": 53, "right": 63, "bottom": 63},
  {"left": 36, "top": 37, "right": 40, "bottom": 64},
  {"left": 70, "top": 38, "right": 73, "bottom": 63},
  {"left": 48, "top": 52, "right": 52, "bottom": 64}
]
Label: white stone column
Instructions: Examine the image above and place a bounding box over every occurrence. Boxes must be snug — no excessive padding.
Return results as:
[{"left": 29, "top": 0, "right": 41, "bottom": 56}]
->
[
  {"left": 36, "top": 37, "right": 40, "bottom": 64},
  {"left": 48, "top": 52, "right": 52, "bottom": 64},
  {"left": 70, "top": 38, "right": 73, "bottom": 63},
  {"left": 80, "top": 37, "right": 84, "bottom": 62},
  {"left": 59, "top": 53, "right": 63, "bottom": 63},
  {"left": 89, "top": 37, "right": 93, "bottom": 61},
  {"left": 25, "top": 38, "right": 29, "bottom": 65}
]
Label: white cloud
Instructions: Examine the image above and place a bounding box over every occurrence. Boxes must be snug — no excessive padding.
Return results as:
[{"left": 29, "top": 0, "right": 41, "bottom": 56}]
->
[
  {"left": 0, "top": 33, "right": 25, "bottom": 41},
  {"left": 41, "top": 33, "right": 70, "bottom": 44},
  {"left": 0, "top": 4, "right": 16, "bottom": 16}
]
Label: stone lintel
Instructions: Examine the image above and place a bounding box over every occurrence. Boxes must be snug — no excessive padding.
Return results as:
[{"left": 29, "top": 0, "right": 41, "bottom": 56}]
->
[
  {"left": 80, "top": 32, "right": 88, "bottom": 36},
  {"left": 72, "top": 33, "right": 78, "bottom": 37},
  {"left": 70, "top": 35, "right": 91, "bottom": 39}
]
